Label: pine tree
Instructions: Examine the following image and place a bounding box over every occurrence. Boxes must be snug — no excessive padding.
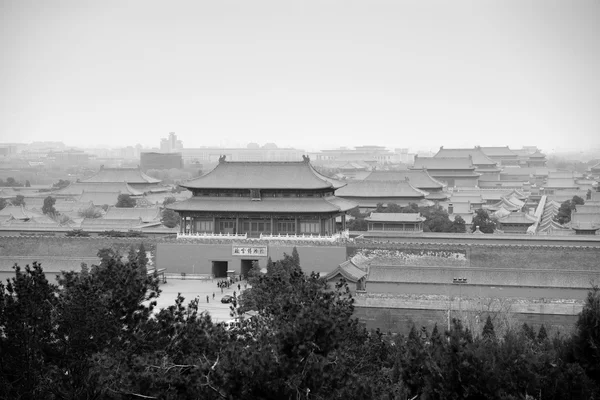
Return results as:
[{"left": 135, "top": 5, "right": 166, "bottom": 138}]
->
[
  {"left": 521, "top": 322, "right": 536, "bottom": 341},
  {"left": 291, "top": 247, "right": 300, "bottom": 267},
  {"left": 537, "top": 324, "right": 548, "bottom": 342},
  {"left": 127, "top": 246, "right": 137, "bottom": 264},
  {"left": 482, "top": 315, "right": 495, "bottom": 340}
]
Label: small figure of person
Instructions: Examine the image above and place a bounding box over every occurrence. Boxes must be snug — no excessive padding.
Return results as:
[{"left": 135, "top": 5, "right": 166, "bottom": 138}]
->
[
  {"left": 233, "top": 291, "right": 236, "bottom": 297},
  {"left": 238, "top": 283, "right": 241, "bottom": 291},
  {"left": 206, "top": 295, "right": 209, "bottom": 303},
  {"left": 212, "top": 292, "right": 215, "bottom": 299}
]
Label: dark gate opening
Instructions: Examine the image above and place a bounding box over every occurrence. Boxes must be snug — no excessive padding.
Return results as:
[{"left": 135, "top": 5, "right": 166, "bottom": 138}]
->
[
  {"left": 212, "top": 261, "right": 228, "bottom": 278},
  {"left": 241, "top": 259, "right": 258, "bottom": 279}
]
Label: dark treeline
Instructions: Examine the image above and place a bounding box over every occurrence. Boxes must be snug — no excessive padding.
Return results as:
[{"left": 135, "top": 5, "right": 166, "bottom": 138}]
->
[{"left": 1, "top": 248, "right": 599, "bottom": 399}]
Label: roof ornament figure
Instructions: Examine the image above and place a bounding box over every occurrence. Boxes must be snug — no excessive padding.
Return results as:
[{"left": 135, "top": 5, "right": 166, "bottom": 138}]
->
[
  {"left": 302, "top": 155, "right": 310, "bottom": 163},
  {"left": 219, "top": 155, "right": 227, "bottom": 163}
]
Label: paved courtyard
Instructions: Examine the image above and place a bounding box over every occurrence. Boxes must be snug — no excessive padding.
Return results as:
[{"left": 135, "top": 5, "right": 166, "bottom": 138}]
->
[{"left": 153, "top": 278, "right": 249, "bottom": 323}]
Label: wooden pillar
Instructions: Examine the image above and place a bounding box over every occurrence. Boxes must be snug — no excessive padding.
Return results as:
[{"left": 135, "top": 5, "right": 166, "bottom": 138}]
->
[
  {"left": 212, "top": 216, "right": 216, "bottom": 233},
  {"left": 342, "top": 214, "right": 346, "bottom": 231},
  {"left": 270, "top": 216, "right": 274, "bottom": 235},
  {"left": 179, "top": 215, "right": 184, "bottom": 234},
  {"left": 235, "top": 215, "right": 239, "bottom": 234},
  {"left": 294, "top": 217, "right": 299, "bottom": 235}
]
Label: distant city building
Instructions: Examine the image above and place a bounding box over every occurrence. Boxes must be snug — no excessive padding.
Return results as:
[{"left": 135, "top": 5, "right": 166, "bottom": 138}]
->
[
  {"left": 140, "top": 152, "right": 183, "bottom": 171},
  {"left": 311, "top": 145, "right": 394, "bottom": 166},
  {"left": 0, "top": 143, "right": 23, "bottom": 156},
  {"left": 182, "top": 146, "right": 304, "bottom": 164},
  {"left": 160, "top": 132, "right": 183, "bottom": 153},
  {"left": 47, "top": 150, "right": 90, "bottom": 165}
]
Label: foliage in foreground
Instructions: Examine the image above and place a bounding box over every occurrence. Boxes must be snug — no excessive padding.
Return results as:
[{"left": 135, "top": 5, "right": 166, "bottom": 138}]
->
[{"left": 1, "top": 250, "right": 600, "bottom": 399}]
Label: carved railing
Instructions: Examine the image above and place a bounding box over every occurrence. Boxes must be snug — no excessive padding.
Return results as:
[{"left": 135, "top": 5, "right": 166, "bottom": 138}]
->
[
  {"left": 259, "top": 230, "right": 350, "bottom": 242},
  {"left": 177, "top": 232, "right": 248, "bottom": 239}
]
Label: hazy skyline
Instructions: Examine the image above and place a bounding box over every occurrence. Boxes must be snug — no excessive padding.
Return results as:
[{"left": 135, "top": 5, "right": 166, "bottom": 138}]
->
[{"left": 1, "top": 0, "right": 599, "bottom": 152}]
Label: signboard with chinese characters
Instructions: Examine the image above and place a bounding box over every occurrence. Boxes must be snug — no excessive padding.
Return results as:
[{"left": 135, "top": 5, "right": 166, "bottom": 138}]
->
[{"left": 232, "top": 245, "right": 268, "bottom": 257}]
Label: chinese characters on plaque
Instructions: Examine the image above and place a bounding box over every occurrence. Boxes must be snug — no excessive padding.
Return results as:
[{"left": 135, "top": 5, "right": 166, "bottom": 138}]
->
[{"left": 232, "top": 245, "right": 268, "bottom": 257}]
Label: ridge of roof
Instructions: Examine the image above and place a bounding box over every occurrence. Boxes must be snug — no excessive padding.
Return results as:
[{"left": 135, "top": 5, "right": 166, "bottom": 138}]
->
[
  {"left": 335, "top": 180, "right": 429, "bottom": 198},
  {"left": 324, "top": 260, "right": 367, "bottom": 282},
  {"left": 434, "top": 147, "right": 497, "bottom": 166},
  {"left": 180, "top": 160, "right": 345, "bottom": 190},
  {"left": 364, "top": 169, "right": 446, "bottom": 188},
  {"left": 412, "top": 156, "right": 475, "bottom": 170},
  {"left": 82, "top": 167, "right": 161, "bottom": 184},
  {"left": 479, "top": 146, "right": 518, "bottom": 157}
]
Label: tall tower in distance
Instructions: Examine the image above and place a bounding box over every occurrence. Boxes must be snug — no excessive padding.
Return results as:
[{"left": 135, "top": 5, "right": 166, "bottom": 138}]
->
[{"left": 160, "top": 132, "right": 184, "bottom": 153}]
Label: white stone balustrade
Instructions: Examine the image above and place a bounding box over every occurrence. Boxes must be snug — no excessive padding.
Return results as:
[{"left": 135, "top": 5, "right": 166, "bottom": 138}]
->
[{"left": 177, "top": 232, "right": 248, "bottom": 239}]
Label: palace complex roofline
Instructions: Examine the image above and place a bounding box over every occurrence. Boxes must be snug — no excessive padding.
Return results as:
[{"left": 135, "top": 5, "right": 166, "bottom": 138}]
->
[{"left": 179, "top": 158, "right": 346, "bottom": 190}]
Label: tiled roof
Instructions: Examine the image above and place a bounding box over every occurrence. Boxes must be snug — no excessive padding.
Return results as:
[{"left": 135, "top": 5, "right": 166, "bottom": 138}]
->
[
  {"left": 348, "top": 199, "right": 434, "bottom": 208},
  {"left": 544, "top": 178, "right": 579, "bottom": 189},
  {"left": 488, "top": 197, "right": 524, "bottom": 211},
  {"left": 366, "top": 212, "right": 425, "bottom": 222},
  {"left": 0, "top": 205, "right": 42, "bottom": 220},
  {"left": 479, "top": 146, "right": 518, "bottom": 157},
  {"left": 80, "top": 218, "right": 141, "bottom": 231},
  {"left": 448, "top": 202, "right": 473, "bottom": 214},
  {"left": 424, "top": 171, "right": 481, "bottom": 178},
  {"left": 78, "top": 192, "right": 120, "bottom": 206},
  {"left": 434, "top": 147, "right": 497, "bottom": 166},
  {"left": 335, "top": 180, "right": 428, "bottom": 198},
  {"left": 364, "top": 170, "right": 446, "bottom": 189},
  {"left": 83, "top": 167, "right": 161, "bottom": 184},
  {"left": 413, "top": 157, "right": 475, "bottom": 170},
  {"left": 54, "top": 182, "right": 144, "bottom": 196},
  {"left": 500, "top": 167, "right": 536, "bottom": 176},
  {"left": 181, "top": 161, "right": 345, "bottom": 190},
  {"left": 425, "top": 191, "right": 450, "bottom": 200},
  {"left": 575, "top": 205, "right": 600, "bottom": 214},
  {"left": 478, "top": 181, "right": 525, "bottom": 189},
  {"left": 497, "top": 212, "right": 537, "bottom": 224},
  {"left": 339, "top": 162, "right": 369, "bottom": 170},
  {"left": 324, "top": 260, "right": 367, "bottom": 282},
  {"left": 103, "top": 207, "right": 161, "bottom": 222},
  {"left": 167, "top": 196, "right": 357, "bottom": 213},
  {"left": 449, "top": 193, "right": 484, "bottom": 204}
]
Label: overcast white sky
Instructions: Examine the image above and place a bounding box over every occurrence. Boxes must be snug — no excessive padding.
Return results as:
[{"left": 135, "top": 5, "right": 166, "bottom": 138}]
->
[{"left": 1, "top": 0, "right": 599, "bottom": 152}]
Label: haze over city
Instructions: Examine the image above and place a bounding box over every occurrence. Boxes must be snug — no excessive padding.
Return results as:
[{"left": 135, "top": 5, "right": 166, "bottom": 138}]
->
[{"left": 1, "top": 0, "right": 599, "bottom": 151}]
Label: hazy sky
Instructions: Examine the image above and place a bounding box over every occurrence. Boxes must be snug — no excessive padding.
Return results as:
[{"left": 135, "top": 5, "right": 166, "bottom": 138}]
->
[{"left": 1, "top": 0, "right": 599, "bottom": 152}]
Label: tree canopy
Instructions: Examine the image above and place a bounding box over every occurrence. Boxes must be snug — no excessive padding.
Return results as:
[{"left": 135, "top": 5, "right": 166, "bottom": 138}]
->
[
  {"left": 1, "top": 251, "right": 600, "bottom": 398},
  {"left": 116, "top": 194, "right": 136, "bottom": 208},
  {"left": 42, "top": 196, "right": 57, "bottom": 215},
  {"left": 161, "top": 209, "right": 180, "bottom": 228},
  {"left": 471, "top": 208, "right": 496, "bottom": 233},
  {"left": 555, "top": 195, "right": 586, "bottom": 225}
]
